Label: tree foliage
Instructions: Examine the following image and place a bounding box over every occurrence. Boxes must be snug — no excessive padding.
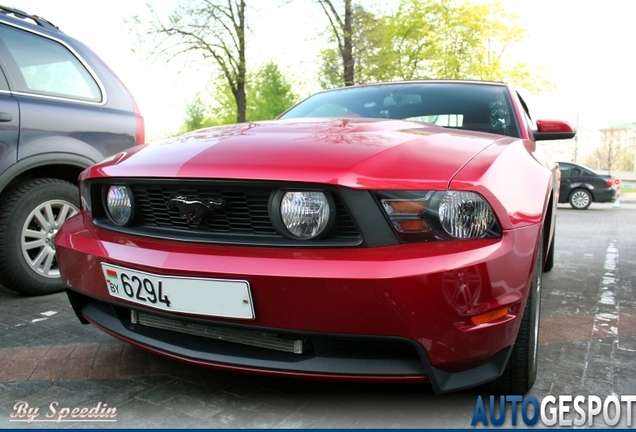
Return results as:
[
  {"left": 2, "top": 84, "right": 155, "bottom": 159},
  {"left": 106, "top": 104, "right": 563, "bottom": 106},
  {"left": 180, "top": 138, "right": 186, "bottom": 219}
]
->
[
  {"left": 316, "top": 0, "right": 354, "bottom": 86},
  {"left": 131, "top": 0, "right": 248, "bottom": 122},
  {"left": 616, "top": 146, "right": 635, "bottom": 172},
  {"left": 181, "top": 93, "right": 221, "bottom": 133},
  {"left": 318, "top": 0, "right": 550, "bottom": 92},
  {"left": 247, "top": 62, "right": 298, "bottom": 121},
  {"left": 181, "top": 62, "right": 298, "bottom": 131},
  {"left": 585, "top": 128, "right": 629, "bottom": 174},
  {"left": 318, "top": 4, "right": 391, "bottom": 88}
]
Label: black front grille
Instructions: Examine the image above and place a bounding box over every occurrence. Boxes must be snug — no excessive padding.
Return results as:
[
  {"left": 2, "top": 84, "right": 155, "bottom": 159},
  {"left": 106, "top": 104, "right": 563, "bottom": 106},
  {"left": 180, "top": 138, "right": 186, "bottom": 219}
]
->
[
  {"left": 93, "top": 180, "right": 362, "bottom": 247},
  {"left": 134, "top": 185, "right": 277, "bottom": 235}
]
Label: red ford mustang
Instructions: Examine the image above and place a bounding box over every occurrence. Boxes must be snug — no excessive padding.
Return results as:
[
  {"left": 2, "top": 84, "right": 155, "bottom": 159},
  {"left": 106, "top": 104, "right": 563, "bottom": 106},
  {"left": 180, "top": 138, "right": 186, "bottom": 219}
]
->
[{"left": 56, "top": 81, "right": 575, "bottom": 393}]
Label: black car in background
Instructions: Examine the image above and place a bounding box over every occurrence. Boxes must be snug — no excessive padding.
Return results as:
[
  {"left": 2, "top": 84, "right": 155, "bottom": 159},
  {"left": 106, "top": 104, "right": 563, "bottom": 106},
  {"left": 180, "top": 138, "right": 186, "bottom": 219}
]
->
[
  {"left": 0, "top": 6, "right": 144, "bottom": 295},
  {"left": 558, "top": 162, "right": 616, "bottom": 210}
]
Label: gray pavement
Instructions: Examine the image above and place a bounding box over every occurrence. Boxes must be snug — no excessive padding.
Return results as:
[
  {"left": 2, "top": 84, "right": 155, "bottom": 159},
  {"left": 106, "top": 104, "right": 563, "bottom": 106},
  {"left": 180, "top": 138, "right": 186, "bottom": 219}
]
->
[{"left": 1, "top": 202, "right": 636, "bottom": 428}]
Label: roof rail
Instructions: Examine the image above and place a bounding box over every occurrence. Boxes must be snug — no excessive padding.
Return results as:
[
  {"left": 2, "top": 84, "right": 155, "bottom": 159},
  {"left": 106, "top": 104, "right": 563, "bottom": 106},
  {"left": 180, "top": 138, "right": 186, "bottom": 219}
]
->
[{"left": 0, "top": 5, "right": 58, "bottom": 30}]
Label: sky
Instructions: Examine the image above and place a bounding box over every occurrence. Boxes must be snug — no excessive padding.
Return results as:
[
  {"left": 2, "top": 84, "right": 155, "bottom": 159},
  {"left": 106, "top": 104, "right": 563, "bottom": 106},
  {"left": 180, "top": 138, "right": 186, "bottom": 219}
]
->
[
  {"left": 15, "top": 0, "right": 636, "bottom": 141},
  {"left": 501, "top": 0, "right": 636, "bottom": 130}
]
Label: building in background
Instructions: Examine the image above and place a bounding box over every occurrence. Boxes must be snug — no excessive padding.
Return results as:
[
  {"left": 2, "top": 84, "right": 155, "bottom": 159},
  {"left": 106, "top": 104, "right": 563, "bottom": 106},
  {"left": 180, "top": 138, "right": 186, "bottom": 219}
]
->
[
  {"left": 538, "top": 126, "right": 599, "bottom": 165},
  {"left": 589, "top": 122, "right": 636, "bottom": 172}
]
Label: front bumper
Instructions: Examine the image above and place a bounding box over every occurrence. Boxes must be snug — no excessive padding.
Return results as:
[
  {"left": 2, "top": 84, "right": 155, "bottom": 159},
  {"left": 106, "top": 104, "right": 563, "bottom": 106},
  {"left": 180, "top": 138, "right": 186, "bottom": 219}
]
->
[{"left": 57, "top": 213, "right": 541, "bottom": 393}]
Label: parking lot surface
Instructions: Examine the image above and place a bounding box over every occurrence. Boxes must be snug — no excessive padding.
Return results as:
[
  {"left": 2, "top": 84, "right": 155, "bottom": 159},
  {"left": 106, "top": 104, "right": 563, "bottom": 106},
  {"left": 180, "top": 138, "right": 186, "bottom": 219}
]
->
[{"left": 1, "top": 202, "right": 635, "bottom": 428}]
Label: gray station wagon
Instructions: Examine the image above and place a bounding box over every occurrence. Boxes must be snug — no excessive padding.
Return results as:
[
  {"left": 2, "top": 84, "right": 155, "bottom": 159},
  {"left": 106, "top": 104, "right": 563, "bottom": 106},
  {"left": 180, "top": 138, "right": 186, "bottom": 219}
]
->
[{"left": 0, "top": 5, "right": 144, "bottom": 295}]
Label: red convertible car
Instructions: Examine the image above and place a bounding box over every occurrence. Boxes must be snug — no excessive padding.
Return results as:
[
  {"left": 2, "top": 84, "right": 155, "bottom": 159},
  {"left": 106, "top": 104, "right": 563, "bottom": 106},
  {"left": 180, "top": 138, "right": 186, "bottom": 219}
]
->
[{"left": 56, "top": 81, "right": 574, "bottom": 393}]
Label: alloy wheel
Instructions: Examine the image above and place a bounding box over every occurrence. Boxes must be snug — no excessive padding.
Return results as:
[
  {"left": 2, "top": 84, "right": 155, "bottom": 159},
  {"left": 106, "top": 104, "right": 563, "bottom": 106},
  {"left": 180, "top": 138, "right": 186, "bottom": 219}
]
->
[
  {"left": 570, "top": 190, "right": 591, "bottom": 209},
  {"left": 21, "top": 199, "right": 78, "bottom": 278}
]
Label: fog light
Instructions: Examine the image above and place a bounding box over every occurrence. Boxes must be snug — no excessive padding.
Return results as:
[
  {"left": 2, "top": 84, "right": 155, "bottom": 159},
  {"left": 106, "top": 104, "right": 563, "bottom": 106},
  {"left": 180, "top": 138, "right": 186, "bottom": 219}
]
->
[
  {"left": 105, "top": 185, "right": 133, "bottom": 226},
  {"left": 279, "top": 191, "right": 332, "bottom": 239}
]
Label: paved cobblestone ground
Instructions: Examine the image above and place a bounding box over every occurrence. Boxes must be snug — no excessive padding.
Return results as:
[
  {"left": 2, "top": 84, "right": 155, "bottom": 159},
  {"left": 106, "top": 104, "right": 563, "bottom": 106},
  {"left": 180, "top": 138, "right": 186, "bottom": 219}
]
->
[{"left": 1, "top": 202, "right": 635, "bottom": 428}]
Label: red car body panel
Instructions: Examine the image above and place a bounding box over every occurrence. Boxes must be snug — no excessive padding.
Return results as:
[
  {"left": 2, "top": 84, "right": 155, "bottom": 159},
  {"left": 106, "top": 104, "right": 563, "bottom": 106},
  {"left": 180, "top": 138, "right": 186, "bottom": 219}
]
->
[
  {"left": 86, "top": 119, "right": 499, "bottom": 192},
  {"left": 57, "top": 212, "right": 538, "bottom": 367},
  {"left": 87, "top": 119, "right": 547, "bottom": 229},
  {"left": 451, "top": 139, "right": 551, "bottom": 228},
  {"left": 56, "top": 81, "right": 567, "bottom": 393}
]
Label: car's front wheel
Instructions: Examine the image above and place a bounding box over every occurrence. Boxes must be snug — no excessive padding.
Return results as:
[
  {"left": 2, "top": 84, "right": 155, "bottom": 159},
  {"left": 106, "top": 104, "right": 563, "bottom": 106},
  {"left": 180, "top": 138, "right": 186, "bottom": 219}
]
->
[
  {"left": 486, "top": 244, "right": 542, "bottom": 394},
  {"left": 569, "top": 189, "right": 592, "bottom": 210},
  {"left": 0, "top": 179, "right": 79, "bottom": 295},
  {"left": 543, "top": 237, "right": 555, "bottom": 272}
]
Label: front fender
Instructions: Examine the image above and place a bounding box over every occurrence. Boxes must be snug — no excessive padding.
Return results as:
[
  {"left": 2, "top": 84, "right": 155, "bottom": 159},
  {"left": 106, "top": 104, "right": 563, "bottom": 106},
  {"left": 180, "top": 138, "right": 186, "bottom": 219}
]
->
[
  {"left": 19, "top": 135, "right": 110, "bottom": 163},
  {"left": 0, "top": 152, "right": 94, "bottom": 192},
  {"left": 449, "top": 139, "right": 553, "bottom": 230}
]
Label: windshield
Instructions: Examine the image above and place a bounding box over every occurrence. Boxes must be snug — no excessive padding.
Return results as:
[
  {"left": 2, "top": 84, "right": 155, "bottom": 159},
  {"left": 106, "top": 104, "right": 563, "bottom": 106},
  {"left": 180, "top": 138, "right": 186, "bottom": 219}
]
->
[{"left": 280, "top": 82, "right": 520, "bottom": 138}]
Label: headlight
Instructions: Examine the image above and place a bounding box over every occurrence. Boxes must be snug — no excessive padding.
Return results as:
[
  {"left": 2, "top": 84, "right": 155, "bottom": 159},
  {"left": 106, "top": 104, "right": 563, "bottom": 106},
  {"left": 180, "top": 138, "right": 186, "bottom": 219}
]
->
[
  {"left": 438, "top": 192, "right": 495, "bottom": 239},
  {"left": 105, "top": 185, "right": 133, "bottom": 226},
  {"left": 270, "top": 191, "right": 334, "bottom": 240},
  {"left": 377, "top": 191, "right": 500, "bottom": 242}
]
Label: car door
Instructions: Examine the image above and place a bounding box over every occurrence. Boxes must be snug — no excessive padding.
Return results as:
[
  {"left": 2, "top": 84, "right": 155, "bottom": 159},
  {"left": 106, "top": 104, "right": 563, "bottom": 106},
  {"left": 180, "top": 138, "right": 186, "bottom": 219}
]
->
[
  {"left": 558, "top": 164, "right": 577, "bottom": 199},
  {"left": 0, "top": 63, "right": 19, "bottom": 177},
  {"left": 0, "top": 22, "right": 132, "bottom": 165}
]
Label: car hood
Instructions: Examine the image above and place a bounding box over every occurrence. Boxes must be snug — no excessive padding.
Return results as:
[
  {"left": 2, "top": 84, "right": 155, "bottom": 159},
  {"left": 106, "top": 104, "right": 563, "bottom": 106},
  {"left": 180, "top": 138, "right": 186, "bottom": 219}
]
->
[{"left": 88, "top": 118, "right": 510, "bottom": 190}]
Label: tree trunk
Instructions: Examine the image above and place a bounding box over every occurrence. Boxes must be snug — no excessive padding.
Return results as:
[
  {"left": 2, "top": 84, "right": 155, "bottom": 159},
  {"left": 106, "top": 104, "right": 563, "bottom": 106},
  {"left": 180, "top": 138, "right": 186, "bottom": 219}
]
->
[
  {"left": 342, "top": 0, "right": 354, "bottom": 86},
  {"left": 235, "top": 80, "right": 247, "bottom": 123},
  {"left": 317, "top": 0, "right": 355, "bottom": 87},
  {"left": 142, "top": 0, "right": 249, "bottom": 125},
  {"left": 236, "top": 0, "right": 247, "bottom": 122}
]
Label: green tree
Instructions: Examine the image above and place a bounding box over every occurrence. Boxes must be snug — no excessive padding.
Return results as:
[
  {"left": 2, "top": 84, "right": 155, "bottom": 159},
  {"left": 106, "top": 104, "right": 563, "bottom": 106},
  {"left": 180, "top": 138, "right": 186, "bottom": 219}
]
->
[
  {"left": 131, "top": 0, "right": 248, "bottom": 123},
  {"left": 181, "top": 94, "right": 221, "bottom": 133},
  {"left": 316, "top": 0, "right": 355, "bottom": 86},
  {"left": 317, "top": 0, "right": 550, "bottom": 92},
  {"left": 382, "top": 0, "right": 438, "bottom": 81},
  {"left": 182, "top": 63, "right": 298, "bottom": 129},
  {"left": 591, "top": 128, "right": 624, "bottom": 175},
  {"left": 423, "top": 0, "right": 546, "bottom": 88},
  {"left": 247, "top": 62, "right": 298, "bottom": 121},
  {"left": 318, "top": 5, "right": 391, "bottom": 88},
  {"left": 210, "top": 81, "right": 239, "bottom": 126},
  {"left": 616, "top": 146, "right": 634, "bottom": 172}
]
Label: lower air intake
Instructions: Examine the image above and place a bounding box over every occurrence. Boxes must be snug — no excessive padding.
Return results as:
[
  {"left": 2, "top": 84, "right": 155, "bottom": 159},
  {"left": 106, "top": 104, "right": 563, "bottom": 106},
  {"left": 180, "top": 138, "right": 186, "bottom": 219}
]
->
[{"left": 134, "top": 310, "right": 306, "bottom": 354}]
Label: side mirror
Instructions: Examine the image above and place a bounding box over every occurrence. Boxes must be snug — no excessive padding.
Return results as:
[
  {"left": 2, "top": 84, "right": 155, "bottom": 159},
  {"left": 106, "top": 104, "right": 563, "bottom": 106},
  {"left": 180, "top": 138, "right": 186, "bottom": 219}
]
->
[{"left": 533, "top": 120, "right": 576, "bottom": 141}]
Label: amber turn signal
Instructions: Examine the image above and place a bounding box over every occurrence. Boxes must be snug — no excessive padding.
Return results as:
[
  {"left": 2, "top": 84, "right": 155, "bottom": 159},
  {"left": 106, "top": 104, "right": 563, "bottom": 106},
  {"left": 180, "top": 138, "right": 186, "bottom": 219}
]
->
[
  {"left": 393, "top": 219, "right": 430, "bottom": 233},
  {"left": 383, "top": 200, "right": 426, "bottom": 215},
  {"left": 470, "top": 306, "right": 509, "bottom": 325}
]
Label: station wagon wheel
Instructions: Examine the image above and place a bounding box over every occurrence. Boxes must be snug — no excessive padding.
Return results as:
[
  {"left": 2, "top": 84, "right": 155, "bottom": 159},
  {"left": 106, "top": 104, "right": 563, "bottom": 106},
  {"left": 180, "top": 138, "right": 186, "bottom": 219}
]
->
[
  {"left": 569, "top": 189, "right": 592, "bottom": 210},
  {"left": 0, "top": 178, "right": 79, "bottom": 295},
  {"left": 21, "top": 198, "right": 78, "bottom": 277}
]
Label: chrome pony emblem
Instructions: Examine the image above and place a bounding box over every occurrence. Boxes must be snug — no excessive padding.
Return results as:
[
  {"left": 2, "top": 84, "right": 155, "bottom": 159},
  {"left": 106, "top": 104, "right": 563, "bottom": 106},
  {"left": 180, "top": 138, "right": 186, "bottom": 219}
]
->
[{"left": 167, "top": 195, "right": 225, "bottom": 225}]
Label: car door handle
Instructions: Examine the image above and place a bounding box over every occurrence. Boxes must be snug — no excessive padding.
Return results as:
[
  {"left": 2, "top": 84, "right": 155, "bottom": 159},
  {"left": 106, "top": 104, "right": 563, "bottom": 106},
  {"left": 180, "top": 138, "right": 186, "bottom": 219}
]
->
[{"left": 0, "top": 112, "right": 13, "bottom": 122}]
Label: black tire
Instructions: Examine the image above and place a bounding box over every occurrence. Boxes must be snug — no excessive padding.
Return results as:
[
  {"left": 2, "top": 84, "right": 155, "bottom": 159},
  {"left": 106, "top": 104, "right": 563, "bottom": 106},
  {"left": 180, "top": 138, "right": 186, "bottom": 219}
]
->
[
  {"left": 486, "top": 245, "right": 542, "bottom": 394},
  {"left": 569, "top": 188, "right": 592, "bottom": 210},
  {"left": 0, "top": 179, "right": 79, "bottom": 295},
  {"left": 543, "top": 237, "right": 554, "bottom": 272}
]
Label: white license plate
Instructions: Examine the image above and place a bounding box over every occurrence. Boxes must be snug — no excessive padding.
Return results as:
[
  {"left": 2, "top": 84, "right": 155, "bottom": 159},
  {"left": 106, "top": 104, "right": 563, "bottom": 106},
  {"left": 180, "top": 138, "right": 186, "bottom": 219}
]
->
[{"left": 101, "top": 263, "right": 254, "bottom": 319}]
